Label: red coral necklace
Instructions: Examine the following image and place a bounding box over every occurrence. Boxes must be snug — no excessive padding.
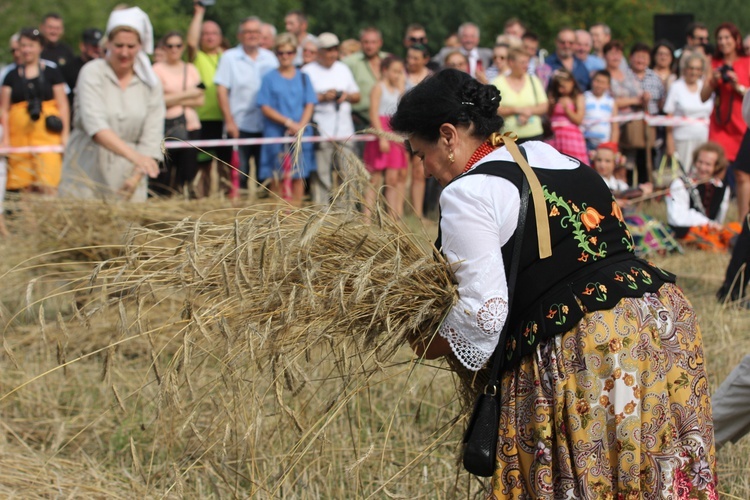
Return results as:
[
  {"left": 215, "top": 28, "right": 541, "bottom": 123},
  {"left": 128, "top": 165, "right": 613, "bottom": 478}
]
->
[{"left": 463, "top": 140, "right": 498, "bottom": 173}]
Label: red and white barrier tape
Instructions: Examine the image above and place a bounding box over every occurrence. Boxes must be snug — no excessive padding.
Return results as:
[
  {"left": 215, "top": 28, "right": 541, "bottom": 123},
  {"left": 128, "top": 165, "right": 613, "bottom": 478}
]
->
[
  {"left": 0, "top": 112, "right": 711, "bottom": 155},
  {"left": 0, "top": 134, "right": 378, "bottom": 155}
]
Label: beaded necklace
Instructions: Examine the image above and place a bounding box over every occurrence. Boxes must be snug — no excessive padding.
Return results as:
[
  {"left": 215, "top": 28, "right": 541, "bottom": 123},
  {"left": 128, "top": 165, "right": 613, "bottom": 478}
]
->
[{"left": 463, "top": 140, "right": 498, "bottom": 173}]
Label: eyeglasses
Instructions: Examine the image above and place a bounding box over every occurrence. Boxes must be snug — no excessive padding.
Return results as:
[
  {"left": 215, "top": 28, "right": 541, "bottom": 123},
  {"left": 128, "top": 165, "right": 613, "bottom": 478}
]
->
[
  {"left": 408, "top": 36, "right": 426, "bottom": 43},
  {"left": 686, "top": 65, "right": 703, "bottom": 71},
  {"left": 165, "top": 43, "right": 183, "bottom": 49},
  {"left": 276, "top": 50, "right": 295, "bottom": 56},
  {"left": 694, "top": 36, "right": 709, "bottom": 43},
  {"left": 557, "top": 39, "right": 575, "bottom": 46}
]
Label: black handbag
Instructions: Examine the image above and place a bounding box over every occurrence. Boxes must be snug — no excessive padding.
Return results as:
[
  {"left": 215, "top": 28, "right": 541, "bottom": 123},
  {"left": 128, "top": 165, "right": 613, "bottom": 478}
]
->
[
  {"left": 462, "top": 173, "right": 529, "bottom": 477},
  {"left": 45, "top": 115, "right": 64, "bottom": 133},
  {"left": 164, "top": 114, "right": 188, "bottom": 140}
]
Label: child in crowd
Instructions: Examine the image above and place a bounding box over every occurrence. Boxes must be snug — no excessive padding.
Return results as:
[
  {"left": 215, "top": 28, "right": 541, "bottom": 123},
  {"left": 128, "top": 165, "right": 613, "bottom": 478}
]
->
[
  {"left": 546, "top": 68, "right": 588, "bottom": 163},
  {"left": 582, "top": 70, "right": 619, "bottom": 153},
  {"left": 593, "top": 142, "right": 651, "bottom": 200},
  {"left": 363, "top": 56, "right": 408, "bottom": 218}
]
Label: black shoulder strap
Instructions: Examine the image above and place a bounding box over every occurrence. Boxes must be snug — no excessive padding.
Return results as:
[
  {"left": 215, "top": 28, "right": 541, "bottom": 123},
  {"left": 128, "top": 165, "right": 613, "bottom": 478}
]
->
[{"left": 484, "top": 173, "right": 529, "bottom": 392}]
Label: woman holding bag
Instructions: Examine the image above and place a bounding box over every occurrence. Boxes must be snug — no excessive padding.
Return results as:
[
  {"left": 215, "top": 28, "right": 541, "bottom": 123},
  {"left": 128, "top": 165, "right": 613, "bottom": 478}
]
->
[
  {"left": 153, "top": 31, "right": 204, "bottom": 196},
  {"left": 394, "top": 69, "right": 716, "bottom": 498}
]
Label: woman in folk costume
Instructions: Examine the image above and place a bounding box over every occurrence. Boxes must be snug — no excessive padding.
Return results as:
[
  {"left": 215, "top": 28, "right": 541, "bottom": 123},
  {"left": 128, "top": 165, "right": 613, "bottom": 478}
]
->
[
  {"left": 666, "top": 141, "right": 740, "bottom": 251},
  {"left": 394, "top": 69, "right": 716, "bottom": 499},
  {"left": 58, "top": 6, "right": 163, "bottom": 201}
]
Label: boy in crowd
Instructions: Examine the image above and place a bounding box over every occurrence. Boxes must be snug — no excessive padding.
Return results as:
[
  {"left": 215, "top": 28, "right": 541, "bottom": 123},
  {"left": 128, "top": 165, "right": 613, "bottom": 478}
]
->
[{"left": 582, "top": 70, "right": 619, "bottom": 152}]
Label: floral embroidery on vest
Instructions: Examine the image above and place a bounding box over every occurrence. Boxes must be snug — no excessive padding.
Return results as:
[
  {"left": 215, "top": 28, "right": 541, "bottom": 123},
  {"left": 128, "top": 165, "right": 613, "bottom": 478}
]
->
[{"left": 544, "top": 187, "right": 608, "bottom": 260}]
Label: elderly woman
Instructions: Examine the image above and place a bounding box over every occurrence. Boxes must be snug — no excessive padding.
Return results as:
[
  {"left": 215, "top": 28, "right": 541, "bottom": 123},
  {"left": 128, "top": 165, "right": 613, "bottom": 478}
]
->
[
  {"left": 392, "top": 69, "right": 716, "bottom": 498},
  {"left": 664, "top": 53, "right": 714, "bottom": 166},
  {"left": 59, "top": 11, "right": 164, "bottom": 201},
  {"left": 0, "top": 27, "right": 69, "bottom": 195},
  {"left": 494, "top": 46, "right": 547, "bottom": 142}
]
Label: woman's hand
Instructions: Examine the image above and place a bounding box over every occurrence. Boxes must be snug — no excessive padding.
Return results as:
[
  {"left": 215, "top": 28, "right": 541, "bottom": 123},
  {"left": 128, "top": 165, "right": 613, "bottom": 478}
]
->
[
  {"left": 130, "top": 152, "right": 160, "bottom": 178},
  {"left": 286, "top": 120, "right": 303, "bottom": 135},
  {"left": 558, "top": 96, "right": 573, "bottom": 109},
  {"left": 378, "top": 137, "right": 390, "bottom": 154}
]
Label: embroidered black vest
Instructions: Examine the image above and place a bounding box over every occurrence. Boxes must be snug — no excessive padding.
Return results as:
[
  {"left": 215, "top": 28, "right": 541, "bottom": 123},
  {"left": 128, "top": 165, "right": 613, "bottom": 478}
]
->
[
  {"left": 437, "top": 159, "right": 676, "bottom": 370},
  {"left": 671, "top": 181, "right": 728, "bottom": 239}
]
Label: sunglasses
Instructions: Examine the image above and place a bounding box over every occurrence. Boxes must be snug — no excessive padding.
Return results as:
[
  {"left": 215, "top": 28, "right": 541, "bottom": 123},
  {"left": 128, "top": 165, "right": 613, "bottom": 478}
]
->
[
  {"left": 165, "top": 43, "right": 183, "bottom": 49},
  {"left": 276, "top": 50, "right": 295, "bottom": 56},
  {"left": 408, "top": 36, "right": 426, "bottom": 43}
]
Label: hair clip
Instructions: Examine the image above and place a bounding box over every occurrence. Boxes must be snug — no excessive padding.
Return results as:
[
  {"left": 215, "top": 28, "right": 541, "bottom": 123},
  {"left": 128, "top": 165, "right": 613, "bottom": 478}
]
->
[{"left": 461, "top": 101, "right": 475, "bottom": 106}]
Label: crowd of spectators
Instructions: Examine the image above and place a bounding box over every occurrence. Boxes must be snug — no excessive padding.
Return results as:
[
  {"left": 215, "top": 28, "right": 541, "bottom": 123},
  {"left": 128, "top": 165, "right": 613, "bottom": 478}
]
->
[{"left": 0, "top": 6, "right": 749, "bottom": 253}]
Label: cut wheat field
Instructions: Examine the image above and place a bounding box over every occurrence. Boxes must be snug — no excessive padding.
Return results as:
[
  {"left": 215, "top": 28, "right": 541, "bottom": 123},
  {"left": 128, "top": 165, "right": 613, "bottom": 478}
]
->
[{"left": 1, "top": 193, "right": 749, "bottom": 499}]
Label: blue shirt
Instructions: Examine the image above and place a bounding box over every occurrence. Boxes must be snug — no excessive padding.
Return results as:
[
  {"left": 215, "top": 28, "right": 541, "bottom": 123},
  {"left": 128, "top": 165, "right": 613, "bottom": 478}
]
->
[
  {"left": 583, "top": 54, "right": 605, "bottom": 74},
  {"left": 213, "top": 45, "right": 278, "bottom": 133},
  {"left": 545, "top": 53, "right": 591, "bottom": 91}
]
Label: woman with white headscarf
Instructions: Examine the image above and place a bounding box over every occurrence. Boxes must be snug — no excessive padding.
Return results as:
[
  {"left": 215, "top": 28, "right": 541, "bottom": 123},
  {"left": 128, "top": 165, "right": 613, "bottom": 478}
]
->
[{"left": 59, "top": 7, "right": 164, "bottom": 201}]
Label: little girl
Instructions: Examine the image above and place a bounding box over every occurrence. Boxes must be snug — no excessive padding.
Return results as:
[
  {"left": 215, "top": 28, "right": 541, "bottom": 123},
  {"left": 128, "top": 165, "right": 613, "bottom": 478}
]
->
[
  {"left": 546, "top": 69, "right": 588, "bottom": 163},
  {"left": 363, "top": 56, "right": 408, "bottom": 218}
]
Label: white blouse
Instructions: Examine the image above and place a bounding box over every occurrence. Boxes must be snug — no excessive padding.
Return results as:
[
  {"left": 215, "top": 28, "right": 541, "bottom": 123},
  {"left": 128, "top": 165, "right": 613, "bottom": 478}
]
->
[
  {"left": 666, "top": 177, "right": 730, "bottom": 228},
  {"left": 438, "top": 141, "right": 580, "bottom": 371}
]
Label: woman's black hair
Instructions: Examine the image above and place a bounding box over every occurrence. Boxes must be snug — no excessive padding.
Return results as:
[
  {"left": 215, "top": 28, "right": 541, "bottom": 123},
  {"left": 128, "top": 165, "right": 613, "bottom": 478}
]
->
[
  {"left": 649, "top": 39, "right": 675, "bottom": 70},
  {"left": 390, "top": 68, "right": 503, "bottom": 142}
]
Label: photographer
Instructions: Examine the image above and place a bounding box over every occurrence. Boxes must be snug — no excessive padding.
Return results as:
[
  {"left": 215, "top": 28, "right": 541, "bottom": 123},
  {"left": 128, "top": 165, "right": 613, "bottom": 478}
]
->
[
  {"left": 701, "top": 22, "right": 750, "bottom": 220},
  {"left": 0, "top": 27, "right": 69, "bottom": 195}
]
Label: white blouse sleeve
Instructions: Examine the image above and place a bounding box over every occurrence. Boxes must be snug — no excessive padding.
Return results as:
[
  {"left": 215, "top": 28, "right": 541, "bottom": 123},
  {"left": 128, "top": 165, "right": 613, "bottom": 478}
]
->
[
  {"left": 437, "top": 174, "right": 521, "bottom": 371},
  {"left": 666, "top": 178, "right": 712, "bottom": 227}
]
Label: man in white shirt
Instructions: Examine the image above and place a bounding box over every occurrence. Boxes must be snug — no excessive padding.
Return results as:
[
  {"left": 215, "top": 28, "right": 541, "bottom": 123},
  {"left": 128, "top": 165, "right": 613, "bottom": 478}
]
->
[
  {"left": 214, "top": 16, "right": 278, "bottom": 188},
  {"left": 301, "top": 32, "right": 360, "bottom": 205},
  {"left": 433, "top": 23, "right": 492, "bottom": 78}
]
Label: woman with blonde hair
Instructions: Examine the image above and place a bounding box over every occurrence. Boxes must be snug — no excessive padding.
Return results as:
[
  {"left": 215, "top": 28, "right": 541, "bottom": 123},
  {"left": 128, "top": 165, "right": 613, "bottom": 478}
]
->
[
  {"left": 0, "top": 27, "right": 69, "bottom": 195},
  {"left": 494, "top": 46, "right": 548, "bottom": 142},
  {"left": 256, "top": 32, "right": 317, "bottom": 207},
  {"left": 59, "top": 9, "right": 164, "bottom": 201}
]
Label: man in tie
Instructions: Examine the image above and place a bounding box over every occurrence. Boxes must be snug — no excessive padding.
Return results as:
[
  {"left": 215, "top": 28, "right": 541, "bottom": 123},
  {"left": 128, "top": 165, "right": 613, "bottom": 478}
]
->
[{"left": 433, "top": 22, "right": 492, "bottom": 79}]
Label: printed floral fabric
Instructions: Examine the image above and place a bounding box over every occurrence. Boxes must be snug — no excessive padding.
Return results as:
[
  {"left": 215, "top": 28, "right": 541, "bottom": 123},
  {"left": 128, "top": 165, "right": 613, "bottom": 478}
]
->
[{"left": 488, "top": 283, "right": 716, "bottom": 499}]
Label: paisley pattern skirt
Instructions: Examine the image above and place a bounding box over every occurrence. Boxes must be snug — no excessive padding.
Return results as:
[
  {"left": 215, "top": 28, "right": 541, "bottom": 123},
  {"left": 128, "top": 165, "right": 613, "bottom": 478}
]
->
[{"left": 489, "top": 283, "right": 717, "bottom": 499}]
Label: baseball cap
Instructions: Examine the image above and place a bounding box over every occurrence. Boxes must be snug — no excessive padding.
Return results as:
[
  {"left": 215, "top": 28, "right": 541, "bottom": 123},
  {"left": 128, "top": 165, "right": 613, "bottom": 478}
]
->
[
  {"left": 316, "top": 32, "right": 340, "bottom": 49},
  {"left": 82, "top": 28, "right": 103, "bottom": 46}
]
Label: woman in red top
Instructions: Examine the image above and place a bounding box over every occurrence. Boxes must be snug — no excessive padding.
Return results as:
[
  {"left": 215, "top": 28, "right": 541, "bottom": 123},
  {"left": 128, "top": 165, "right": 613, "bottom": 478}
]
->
[{"left": 701, "top": 22, "right": 750, "bottom": 219}]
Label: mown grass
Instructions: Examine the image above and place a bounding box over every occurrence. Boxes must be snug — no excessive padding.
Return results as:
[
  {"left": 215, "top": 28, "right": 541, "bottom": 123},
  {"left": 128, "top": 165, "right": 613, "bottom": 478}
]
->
[{"left": 1, "top": 196, "right": 749, "bottom": 499}]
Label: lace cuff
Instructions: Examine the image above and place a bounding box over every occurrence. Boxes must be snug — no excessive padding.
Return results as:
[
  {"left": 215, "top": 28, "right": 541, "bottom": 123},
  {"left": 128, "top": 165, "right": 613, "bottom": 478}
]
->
[{"left": 439, "top": 295, "right": 509, "bottom": 371}]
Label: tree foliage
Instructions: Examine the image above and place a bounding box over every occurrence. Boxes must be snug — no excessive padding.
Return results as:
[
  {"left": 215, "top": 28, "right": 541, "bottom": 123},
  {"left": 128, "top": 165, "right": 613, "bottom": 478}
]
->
[{"left": 1, "top": 0, "right": 749, "bottom": 67}]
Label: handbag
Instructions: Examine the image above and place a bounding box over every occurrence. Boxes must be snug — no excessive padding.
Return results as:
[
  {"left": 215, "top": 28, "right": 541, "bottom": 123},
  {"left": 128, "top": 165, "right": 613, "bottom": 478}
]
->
[
  {"left": 164, "top": 63, "right": 189, "bottom": 141},
  {"left": 462, "top": 172, "right": 530, "bottom": 477},
  {"left": 620, "top": 118, "right": 655, "bottom": 150},
  {"left": 654, "top": 154, "right": 681, "bottom": 189}
]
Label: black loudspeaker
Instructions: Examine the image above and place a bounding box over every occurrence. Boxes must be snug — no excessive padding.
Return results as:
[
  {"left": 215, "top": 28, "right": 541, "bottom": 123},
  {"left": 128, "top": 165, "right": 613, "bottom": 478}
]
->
[{"left": 653, "top": 13, "right": 694, "bottom": 48}]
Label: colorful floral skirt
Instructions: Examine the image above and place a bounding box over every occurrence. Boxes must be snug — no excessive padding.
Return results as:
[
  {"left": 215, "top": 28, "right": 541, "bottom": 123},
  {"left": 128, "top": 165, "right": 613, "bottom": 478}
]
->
[{"left": 489, "top": 283, "right": 716, "bottom": 499}]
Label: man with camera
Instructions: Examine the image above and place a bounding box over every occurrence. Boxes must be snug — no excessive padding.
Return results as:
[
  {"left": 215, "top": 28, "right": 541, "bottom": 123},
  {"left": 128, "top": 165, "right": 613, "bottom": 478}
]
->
[{"left": 301, "top": 32, "right": 360, "bottom": 205}]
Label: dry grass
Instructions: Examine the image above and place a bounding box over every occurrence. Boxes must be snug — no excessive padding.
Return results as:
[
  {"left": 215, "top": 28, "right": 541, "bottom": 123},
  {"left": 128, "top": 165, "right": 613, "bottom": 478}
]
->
[{"left": 1, "top": 190, "right": 750, "bottom": 498}]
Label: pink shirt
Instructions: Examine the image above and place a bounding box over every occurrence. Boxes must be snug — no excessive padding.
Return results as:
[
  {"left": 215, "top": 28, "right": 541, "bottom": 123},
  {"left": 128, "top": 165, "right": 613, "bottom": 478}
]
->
[{"left": 152, "top": 61, "right": 202, "bottom": 131}]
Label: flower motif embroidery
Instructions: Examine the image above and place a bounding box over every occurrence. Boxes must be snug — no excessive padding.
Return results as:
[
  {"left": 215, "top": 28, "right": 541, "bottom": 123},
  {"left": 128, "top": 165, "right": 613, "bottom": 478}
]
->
[
  {"left": 549, "top": 206, "right": 560, "bottom": 216},
  {"left": 611, "top": 200, "right": 625, "bottom": 224},
  {"left": 580, "top": 206, "right": 605, "bottom": 232},
  {"left": 476, "top": 296, "right": 508, "bottom": 335},
  {"left": 535, "top": 441, "right": 552, "bottom": 465},
  {"left": 578, "top": 252, "right": 589, "bottom": 262},
  {"left": 690, "top": 460, "right": 713, "bottom": 489}
]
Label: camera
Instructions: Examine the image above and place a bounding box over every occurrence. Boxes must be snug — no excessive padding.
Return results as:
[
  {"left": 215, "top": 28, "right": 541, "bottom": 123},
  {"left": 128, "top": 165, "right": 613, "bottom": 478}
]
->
[
  {"left": 334, "top": 90, "right": 343, "bottom": 100},
  {"left": 719, "top": 64, "right": 733, "bottom": 83},
  {"left": 27, "top": 98, "right": 42, "bottom": 121}
]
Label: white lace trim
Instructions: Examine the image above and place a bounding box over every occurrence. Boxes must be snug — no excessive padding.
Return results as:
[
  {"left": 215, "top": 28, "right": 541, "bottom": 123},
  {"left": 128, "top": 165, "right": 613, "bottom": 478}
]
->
[{"left": 439, "top": 295, "right": 508, "bottom": 371}]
